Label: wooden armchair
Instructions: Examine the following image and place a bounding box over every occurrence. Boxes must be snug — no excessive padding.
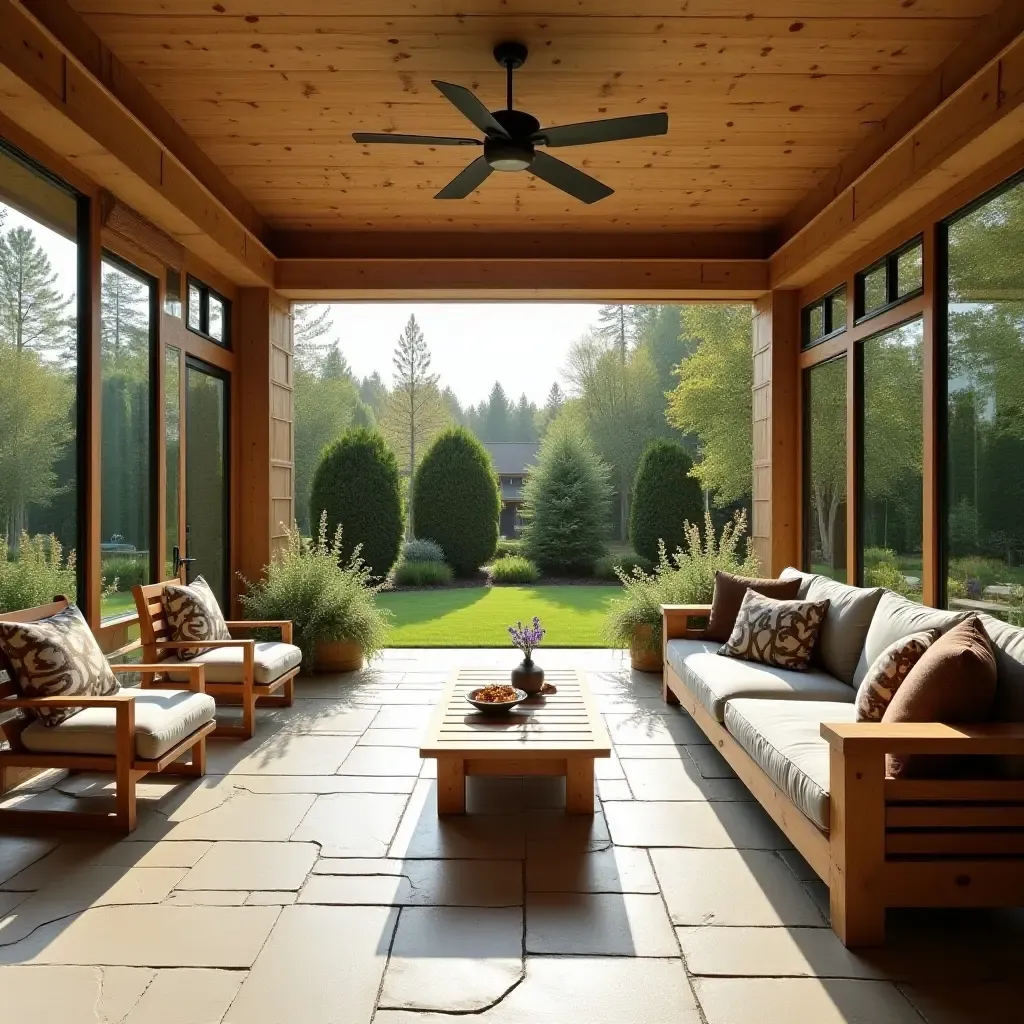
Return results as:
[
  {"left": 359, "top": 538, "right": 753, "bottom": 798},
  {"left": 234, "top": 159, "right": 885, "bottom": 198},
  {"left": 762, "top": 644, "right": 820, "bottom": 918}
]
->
[
  {"left": 133, "top": 580, "right": 299, "bottom": 740},
  {"left": 0, "top": 599, "right": 214, "bottom": 833}
]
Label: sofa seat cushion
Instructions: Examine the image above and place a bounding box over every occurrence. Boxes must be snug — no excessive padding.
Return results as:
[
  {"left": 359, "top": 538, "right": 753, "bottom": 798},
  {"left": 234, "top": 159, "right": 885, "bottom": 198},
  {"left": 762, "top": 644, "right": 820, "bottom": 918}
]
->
[
  {"left": 666, "top": 639, "right": 854, "bottom": 723},
  {"left": 164, "top": 641, "right": 302, "bottom": 686},
  {"left": 20, "top": 689, "right": 215, "bottom": 761},
  {"left": 724, "top": 698, "right": 856, "bottom": 832}
]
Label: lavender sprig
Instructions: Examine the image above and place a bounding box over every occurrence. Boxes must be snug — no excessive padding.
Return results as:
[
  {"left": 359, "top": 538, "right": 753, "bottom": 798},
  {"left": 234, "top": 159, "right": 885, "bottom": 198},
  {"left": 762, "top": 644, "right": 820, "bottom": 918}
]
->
[{"left": 508, "top": 616, "right": 546, "bottom": 659}]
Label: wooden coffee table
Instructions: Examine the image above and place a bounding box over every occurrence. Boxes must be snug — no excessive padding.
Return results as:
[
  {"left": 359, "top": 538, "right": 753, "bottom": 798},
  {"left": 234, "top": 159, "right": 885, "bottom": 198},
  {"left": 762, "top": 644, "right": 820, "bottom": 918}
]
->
[{"left": 420, "top": 667, "right": 610, "bottom": 815}]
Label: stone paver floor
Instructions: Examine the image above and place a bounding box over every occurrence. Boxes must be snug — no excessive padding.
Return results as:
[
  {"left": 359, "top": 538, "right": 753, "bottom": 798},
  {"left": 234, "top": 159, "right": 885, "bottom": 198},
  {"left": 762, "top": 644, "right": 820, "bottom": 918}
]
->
[{"left": 1, "top": 648, "right": 1023, "bottom": 1023}]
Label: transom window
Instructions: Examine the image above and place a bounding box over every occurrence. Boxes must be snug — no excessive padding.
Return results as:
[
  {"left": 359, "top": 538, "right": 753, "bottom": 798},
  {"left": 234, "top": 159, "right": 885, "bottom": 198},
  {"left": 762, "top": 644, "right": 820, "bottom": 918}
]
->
[
  {"left": 801, "top": 286, "right": 847, "bottom": 349},
  {"left": 186, "top": 275, "right": 230, "bottom": 346},
  {"left": 855, "top": 237, "right": 924, "bottom": 323}
]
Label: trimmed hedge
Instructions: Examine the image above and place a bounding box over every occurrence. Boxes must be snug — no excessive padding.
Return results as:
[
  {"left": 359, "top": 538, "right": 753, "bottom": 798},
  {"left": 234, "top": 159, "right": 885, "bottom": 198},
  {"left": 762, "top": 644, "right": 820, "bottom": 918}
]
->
[
  {"left": 629, "top": 440, "right": 703, "bottom": 562},
  {"left": 494, "top": 539, "right": 522, "bottom": 560},
  {"left": 521, "top": 423, "right": 612, "bottom": 575},
  {"left": 413, "top": 427, "right": 501, "bottom": 576},
  {"left": 394, "top": 559, "right": 453, "bottom": 587},
  {"left": 309, "top": 427, "right": 404, "bottom": 577}
]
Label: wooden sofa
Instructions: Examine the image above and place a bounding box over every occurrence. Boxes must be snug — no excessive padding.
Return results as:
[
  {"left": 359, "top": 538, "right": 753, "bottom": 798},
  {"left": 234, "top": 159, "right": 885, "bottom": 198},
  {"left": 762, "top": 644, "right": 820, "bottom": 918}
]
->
[
  {"left": 133, "top": 581, "right": 299, "bottom": 740},
  {"left": 662, "top": 594, "right": 1024, "bottom": 948},
  {"left": 0, "top": 598, "right": 216, "bottom": 833}
]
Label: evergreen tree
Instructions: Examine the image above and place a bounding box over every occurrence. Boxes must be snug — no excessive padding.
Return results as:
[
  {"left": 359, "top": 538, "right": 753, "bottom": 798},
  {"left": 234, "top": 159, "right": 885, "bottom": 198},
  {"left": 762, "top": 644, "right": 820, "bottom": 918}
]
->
[
  {"left": 320, "top": 343, "right": 352, "bottom": 380},
  {"left": 100, "top": 265, "right": 149, "bottom": 368},
  {"left": 513, "top": 393, "right": 538, "bottom": 442},
  {"left": 595, "top": 304, "right": 636, "bottom": 363},
  {"left": 0, "top": 224, "right": 71, "bottom": 355},
  {"left": 482, "top": 381, "right": 512, "bottom": 441},
  {"left": 359, "top": 372, "right": 388, "bottom": 417},
  {"left": 293, "top": 303, "right": 334, "bottom": 373},
  {"left": 442, "top": 386, "right": 466, "bottom": 425}
]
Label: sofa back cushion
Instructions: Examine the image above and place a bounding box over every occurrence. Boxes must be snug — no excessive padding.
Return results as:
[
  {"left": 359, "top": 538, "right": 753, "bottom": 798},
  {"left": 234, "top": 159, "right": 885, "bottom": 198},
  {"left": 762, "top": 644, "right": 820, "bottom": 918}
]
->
[
  {"left": 852, "top": 592, "right": 966, "bottom": 689},
  {"left": 780, "top": 566, "right": 815, "bottom": 599},
  {"left": 978, "top": 613, "right": 1024, "bottom": 724},
  {"left": 705, "top": 570, "right": 802, "bottom": 642},
  {"left": 797, "top": 576, "right": 883, "bottom": 686}
]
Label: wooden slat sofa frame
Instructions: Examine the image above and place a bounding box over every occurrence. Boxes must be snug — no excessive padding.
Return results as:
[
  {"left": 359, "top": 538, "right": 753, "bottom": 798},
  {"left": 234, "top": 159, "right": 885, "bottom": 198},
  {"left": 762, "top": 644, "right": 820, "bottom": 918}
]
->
[
  {"left": 0, "top": 598, "right": 215, "bottom": 833},
  {"left": 133, "top": 581, "right": 298, "bottom": 741},
  {"left": 662, "top": 604, "right": 1024, "bottom": 947}
]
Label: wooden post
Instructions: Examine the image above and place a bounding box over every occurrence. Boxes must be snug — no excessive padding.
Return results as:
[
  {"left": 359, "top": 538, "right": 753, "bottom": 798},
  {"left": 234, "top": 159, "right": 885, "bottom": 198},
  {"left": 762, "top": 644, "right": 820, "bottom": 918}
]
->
[
  {"left": 751, "top": 291, "right": 800, "bottom": 575},
  {"left": 565, "top": 758, "right": 595, "bottom": 815},
  {"left": 436, "top": 757, "right": 466, "bottom": 814}
]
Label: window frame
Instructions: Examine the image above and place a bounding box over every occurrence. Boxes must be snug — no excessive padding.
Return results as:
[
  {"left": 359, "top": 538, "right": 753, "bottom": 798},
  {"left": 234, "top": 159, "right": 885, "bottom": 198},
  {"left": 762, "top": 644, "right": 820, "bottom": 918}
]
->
[
  {"left": 801, "top": 285, "right": 847, "bottom": 350},
  {"left": 854, "top": 235, "right": 924, "bottom": 325},
  {"left": 185, "top": 274, "right": 231, "bottom": 347}
]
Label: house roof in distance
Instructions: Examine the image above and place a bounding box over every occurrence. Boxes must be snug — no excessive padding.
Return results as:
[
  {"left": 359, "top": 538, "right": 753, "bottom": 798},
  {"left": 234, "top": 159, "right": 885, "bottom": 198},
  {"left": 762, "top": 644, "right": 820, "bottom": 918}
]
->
[{"left": 483, "top": 442, "right": 540, "bottom": 477}]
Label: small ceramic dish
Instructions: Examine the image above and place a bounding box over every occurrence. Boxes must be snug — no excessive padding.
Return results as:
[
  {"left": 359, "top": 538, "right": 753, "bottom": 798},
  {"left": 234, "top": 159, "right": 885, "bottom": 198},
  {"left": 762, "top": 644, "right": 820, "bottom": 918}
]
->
[{"left": 466, "top": 686, "right": 528, "bottom": 714}]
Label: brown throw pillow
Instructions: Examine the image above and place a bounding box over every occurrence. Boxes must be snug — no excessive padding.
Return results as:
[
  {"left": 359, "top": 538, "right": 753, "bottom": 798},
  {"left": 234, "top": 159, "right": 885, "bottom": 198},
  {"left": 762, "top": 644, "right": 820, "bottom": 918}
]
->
[
  {"left": 855, "top": 629, "right": 939, "bottom": 722},
  {"left": 882, "top": 615, "right": 997, "bottom": 778},
  {"left": 0, "top": 605, "right": 119, "bottom": 727},
  {"left": 162, "top": 576, "right": 231, "bottom": 661},
  {"left": 706, "top": 570, "right": 802, "bottom": 643},
  {"left": 718, "top": 590, "right": 830, "bottom": 672}
]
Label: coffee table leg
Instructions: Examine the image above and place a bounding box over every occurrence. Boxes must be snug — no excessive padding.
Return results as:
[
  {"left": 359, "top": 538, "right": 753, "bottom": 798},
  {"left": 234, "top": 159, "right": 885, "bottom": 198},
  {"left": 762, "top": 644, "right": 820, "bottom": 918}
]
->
[
  {"left": 436, "top": 757, "right": 466, "bottom": 815},
  {"left": 565, "top": 758, "right": 595, "bottom": 815}
]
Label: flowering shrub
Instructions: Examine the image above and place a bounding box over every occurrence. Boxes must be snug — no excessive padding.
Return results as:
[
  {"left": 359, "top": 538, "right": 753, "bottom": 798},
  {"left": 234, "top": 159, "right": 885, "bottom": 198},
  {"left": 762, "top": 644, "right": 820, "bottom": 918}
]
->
[{"left": 0, "top": 533, "right": 79, "bottom": 613}]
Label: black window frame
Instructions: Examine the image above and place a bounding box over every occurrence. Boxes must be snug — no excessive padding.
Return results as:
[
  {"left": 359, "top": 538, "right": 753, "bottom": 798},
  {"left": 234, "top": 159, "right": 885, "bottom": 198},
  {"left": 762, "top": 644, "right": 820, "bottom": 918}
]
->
[
  {"left": 185, "top": 275, "right": 231, "bottom": 347},
  {"left": 854, "top": 235, "right": 924, "bottom": 324},
  {"left": 801, "top": 285, "right": 847, "bottom": 350}
]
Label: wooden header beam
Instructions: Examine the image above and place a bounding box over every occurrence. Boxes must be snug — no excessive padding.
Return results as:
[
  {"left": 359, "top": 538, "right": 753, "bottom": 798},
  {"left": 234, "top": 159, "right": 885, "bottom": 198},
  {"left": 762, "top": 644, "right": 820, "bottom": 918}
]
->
[{"left": 274, "top": 257, "right": 769, "bottom": 301}]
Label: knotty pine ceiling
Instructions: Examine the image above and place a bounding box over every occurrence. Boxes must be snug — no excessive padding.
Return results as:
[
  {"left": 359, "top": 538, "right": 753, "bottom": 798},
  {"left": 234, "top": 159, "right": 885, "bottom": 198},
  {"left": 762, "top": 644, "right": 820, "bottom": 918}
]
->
[{"left": 68, "top": 0, "right": 1001, "bottom": 236}]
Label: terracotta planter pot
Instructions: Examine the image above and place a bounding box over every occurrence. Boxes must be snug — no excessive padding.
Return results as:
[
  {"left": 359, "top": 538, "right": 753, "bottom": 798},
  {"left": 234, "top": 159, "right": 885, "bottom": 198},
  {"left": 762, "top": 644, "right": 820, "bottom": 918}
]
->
[
  {"left": 313, "top": 640, "right": 364, "bottom": 673},
  {"left": 630, "top": 625, "right": 662, "bottom": 674}
]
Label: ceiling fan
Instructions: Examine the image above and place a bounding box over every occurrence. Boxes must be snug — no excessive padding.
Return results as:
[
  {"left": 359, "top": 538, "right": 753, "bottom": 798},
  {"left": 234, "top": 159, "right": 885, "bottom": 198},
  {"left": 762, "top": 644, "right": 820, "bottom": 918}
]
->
[{"left": 353, "top": 42, "right": 669, "bottom": 204}]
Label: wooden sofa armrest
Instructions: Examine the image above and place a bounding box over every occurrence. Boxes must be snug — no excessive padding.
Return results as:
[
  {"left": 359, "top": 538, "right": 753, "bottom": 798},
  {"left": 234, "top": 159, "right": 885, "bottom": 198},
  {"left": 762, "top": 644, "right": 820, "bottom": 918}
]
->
[
  {"left": 225, "top": 620, "right": 293, "bottom": 643},
  {"left": 153, "top": 639, "right": 255, "bottom": 652},
  {"left": 821, "top": 721, "right": 1024, "bottom": 757},
  {"left": 110, "top": 662, "right": 206, "bottom": 693},
  {"left": 661, "top": 604, "right": 711, "bottom": 642},
  {"left": 0, "top": 692, "right": 135, "bottom": 712}
]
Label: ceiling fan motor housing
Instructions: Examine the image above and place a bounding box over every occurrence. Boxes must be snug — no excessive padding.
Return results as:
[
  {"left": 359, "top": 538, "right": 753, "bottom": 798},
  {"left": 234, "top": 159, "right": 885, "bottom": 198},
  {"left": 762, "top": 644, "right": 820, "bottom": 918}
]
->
[{"left": 484, "top": 109, "right": 540, "bottom": 171}]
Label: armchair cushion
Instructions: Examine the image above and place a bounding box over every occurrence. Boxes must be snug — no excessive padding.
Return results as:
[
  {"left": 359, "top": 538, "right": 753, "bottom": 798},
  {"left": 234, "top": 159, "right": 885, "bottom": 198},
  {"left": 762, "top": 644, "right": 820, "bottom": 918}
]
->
[
  {"left": 162, "top": 576, "right": 231, "bottom": 661},
  {"left": 0, "top": 605, "right": 119, "bottom": 727},
  {"left": 164, "top": 641, "right": 302, "bottom": 685},
  {"left": 20, "top": 688, "right": 215, "bottom": 760}
]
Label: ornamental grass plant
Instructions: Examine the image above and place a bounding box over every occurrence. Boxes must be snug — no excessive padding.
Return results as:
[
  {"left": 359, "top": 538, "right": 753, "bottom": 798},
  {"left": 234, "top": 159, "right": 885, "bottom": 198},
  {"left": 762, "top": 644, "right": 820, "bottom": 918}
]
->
[{"left": 490, "top": 554, "right": 540, "bottom": 584}]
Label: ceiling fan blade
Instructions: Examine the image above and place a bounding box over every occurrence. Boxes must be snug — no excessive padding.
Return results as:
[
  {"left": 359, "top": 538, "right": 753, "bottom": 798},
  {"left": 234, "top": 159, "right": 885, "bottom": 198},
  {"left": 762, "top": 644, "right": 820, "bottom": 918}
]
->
[
  {"left": 352, "top": 132, "right": 481, "bottom": 146},
  {"left": 435, "top": 156, "right": 494, "bottom": 199},
  {"left": 529, "top": 151, "right": 613, "bottom": 204},
  {"left": 532, "top": 112, "right": 669, "bottom": 148},
  {"left": 432, "top": 81, "right": 510, "bottom": 138}
]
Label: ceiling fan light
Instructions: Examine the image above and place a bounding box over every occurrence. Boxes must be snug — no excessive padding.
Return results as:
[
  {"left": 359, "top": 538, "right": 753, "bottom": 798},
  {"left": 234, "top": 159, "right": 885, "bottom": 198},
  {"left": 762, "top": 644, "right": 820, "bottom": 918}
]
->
[{"left": 484, "top": 139, "right": 534, "bottom": 172}]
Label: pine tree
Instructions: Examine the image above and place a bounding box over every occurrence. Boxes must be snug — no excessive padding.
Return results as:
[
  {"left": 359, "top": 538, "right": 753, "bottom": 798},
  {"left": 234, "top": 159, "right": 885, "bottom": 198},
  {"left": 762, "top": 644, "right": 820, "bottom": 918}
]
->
[
  {"left": 0, "top": 225, "right": 72, "bottom": 355},
  {"left": 293, "top": 303, "right": 334, "bottom": 373},
  {"left": 482, "top": 381, "right": 512, "bottom": 441},
  {"left": 100, "top": 264, "right": 149, "bottom": 368},
  {"left": 545, "top": 382, "right": 565, "bottom": 414},
  {"left": 320, "top": 343, "right": 352, "bottom": 381},
  {"left": 359, "top": 372, "right": 388, "bottom": 417},
  {"left": 380, "top": 315, "right": 448, "bottom": 532},
  {"left": 596, "top": 304, "right": 635, "bottom": 364},
  {"left": 513, "top": 393, "right": 538, "bottom": 442}
]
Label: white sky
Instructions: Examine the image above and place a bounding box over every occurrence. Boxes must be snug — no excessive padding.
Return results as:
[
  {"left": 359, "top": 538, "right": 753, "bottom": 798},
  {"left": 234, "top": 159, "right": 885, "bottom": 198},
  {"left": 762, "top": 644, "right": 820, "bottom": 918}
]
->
[{"left": 320, "top": 302, "right": 603, "bottom": 407}]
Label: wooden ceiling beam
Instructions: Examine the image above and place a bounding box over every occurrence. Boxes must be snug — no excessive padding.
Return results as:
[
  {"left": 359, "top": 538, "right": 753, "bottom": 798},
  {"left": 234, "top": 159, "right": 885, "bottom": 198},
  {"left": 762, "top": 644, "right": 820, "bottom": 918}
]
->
[
  {"left": 773, "top": 0, "right": 1024, "bottom": 287},
  {"left": 274, "top": 257, "right": 769, "bottom": 301},
  {"left": 0, "top": 0, "right": 273, "bottom": 286}
]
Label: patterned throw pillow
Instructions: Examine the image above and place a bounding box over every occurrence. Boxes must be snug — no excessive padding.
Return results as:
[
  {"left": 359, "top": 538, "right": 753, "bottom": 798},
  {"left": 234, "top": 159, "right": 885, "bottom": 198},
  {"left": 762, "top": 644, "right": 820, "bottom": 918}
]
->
[
  {"left": 718, "top": 590, "right": 830, "bottom": 672},
  {"left": 0, "top": 605, "right": 119, "bottom": 727},
  {"left": 162, "top": 576, "right": 231, "bottom": 661},
  {"left": 855, "top": 629, "right": 939, "bottom": 722}
]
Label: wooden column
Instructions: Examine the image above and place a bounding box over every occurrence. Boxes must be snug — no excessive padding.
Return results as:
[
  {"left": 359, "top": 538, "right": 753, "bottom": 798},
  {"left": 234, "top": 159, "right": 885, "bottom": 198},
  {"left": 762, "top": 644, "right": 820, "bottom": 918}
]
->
[
  {"left": 82, "top": 192, "right": 103, "bottom": 628},
  {"left": 751, "top": 291, "right": 801, "bottom": 575},
  {"left": 234, "top": 289, "right": 294, "bottom": 611}
]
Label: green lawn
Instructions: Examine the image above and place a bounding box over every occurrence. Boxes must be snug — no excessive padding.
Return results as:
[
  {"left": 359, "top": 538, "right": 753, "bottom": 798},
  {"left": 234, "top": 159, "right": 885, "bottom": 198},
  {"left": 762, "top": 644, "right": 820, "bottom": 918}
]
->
[
  {"left": 101, "top": 590, "right": 138, "bottom": 620},
  {"left": 378, "top": 585, "right": 620, "bottom": 647}
]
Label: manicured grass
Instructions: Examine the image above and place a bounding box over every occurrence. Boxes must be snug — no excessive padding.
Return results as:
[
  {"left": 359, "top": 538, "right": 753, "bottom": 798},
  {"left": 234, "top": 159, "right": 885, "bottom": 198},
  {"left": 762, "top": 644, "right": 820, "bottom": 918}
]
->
[
  {"left": 378, "top": 585, "right": 619, "bottom": 647},
  {"left": 101, "top": 590, "right": 137, "bottom": 620}
]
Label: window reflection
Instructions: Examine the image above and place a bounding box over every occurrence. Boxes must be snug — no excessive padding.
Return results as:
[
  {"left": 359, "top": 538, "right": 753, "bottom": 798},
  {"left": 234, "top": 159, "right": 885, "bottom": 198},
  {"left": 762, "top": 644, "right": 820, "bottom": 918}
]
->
[
  {"left": 863, "top": 265, "right": 887, "bottom": 315},
  {"left": 165, "top": 346, "right": 180, "bottom": 580},
  {"left": 945, "top": 178, "right": 1024, "bottom": 622},
  {"left": 804, "top": 357, "right": 847, "bottom": 581},
  {"left": 862, "top": 319, "right": 923, "bottom": 601}
]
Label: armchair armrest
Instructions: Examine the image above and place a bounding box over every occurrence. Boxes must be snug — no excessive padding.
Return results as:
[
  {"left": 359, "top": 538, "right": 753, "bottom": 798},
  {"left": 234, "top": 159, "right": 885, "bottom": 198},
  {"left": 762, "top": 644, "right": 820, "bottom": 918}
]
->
[
  {"left": 110, "top": 662, "right": 206, "bottom": 693},
  {"left": 224, "top": 620, "right": 293, "bottom": 644},
  {"left": 821, "top": 721, "right": 1024, "bottom": 757},
  {"left": 0, "top": 692, "right": 135, "bottom": 712},
  {"left": 661, "top": 604, "right": 711, "bottom": 642},
  {"left": 153, "top": 639, "right": 255, "bottom": 651}
]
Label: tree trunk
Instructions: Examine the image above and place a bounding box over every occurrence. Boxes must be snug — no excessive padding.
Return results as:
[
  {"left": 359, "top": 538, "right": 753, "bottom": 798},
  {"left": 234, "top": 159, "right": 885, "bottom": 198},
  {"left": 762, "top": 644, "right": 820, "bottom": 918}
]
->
[
  {"left": 814, "top": 485, "right": 832, "bottom": 565},
  {"left": 827, "top": 491, "right": 842, "bottom": 572}
]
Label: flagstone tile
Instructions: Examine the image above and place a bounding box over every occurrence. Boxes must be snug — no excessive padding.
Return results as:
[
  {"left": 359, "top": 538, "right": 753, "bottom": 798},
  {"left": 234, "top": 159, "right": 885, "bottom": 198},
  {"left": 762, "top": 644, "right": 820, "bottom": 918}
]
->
[
  {"left": 164, "top": 890, "right": 248, "bottom": 906},
  {"left": 0, "top": 904, "right": 280, "bottom": 968},
  {"left": 245, "top": 891, "right": 298, "bottom": 905},
  {"left": 210, "top": 733, "right": 360, "bottom": 775},
  {"left": 693, "top": 977, "right": 923, "bottom": 1024},
  {"left": 291, "top": 792, "right": 409, "bottom": 857},
  {"left": 273, "top": 701, "right": 380, "bottom": 734},
  {"left": 372, "top": 706, "right": 434, "bottom": 728},
  {"left": 684, "top": 743, "right": 737, "bottom": 778},
  {"left": 224, "top": 905, "right": 397, "bottom": 1024},
  {"left": 0, "top": 836, "right": 59, "bottom": 885},
  {"left": 178, "top": 841, "right": 318, "bottom": 891},
  {"left": 525, "top": 807, "right": 610, "bottom": 853},
  {"left": 379, "top": 906, "right": 523, "bottom": 1012},
  {"left": 614, "top": 743, "right": 694, "bottom": 759},
  {"left": 605, "top": 711, "right": 708, "bottom": 745},
  {"left": 621, "top": 757, "right": 751, "bottom": 801},
  {"left": 651, "top": 848, "right": 825, "bottom": 927},
  {"left": 339, "top": 745, "right": 425, "bottom": 776},
  {"left": 358, "top": 728, "right": 425, "bottom": 747},
  {"left": 596, "top": 777, "right": 632, "bottom": 801},
  {"left": 0, "top": 965, "right": 153, "bottom": 1024},
  {"left": 527, "top": 892, "right": 678, "bottom": 956},
  {"left": 526, "top": 843, "right": 658, "bottom": 894},
  {"left": 218, "top": 773, "right": 418, "bottom": 794},
  {"left": 899, "top": 980, "right": 1024, "bottom": 1023},
  {"left": 605, "top": 799, "right": 789, "bottom": 849},
  {"left": 132, "top": 793, "right": 317, "bottom": 842},
  {"left": 122, "top": 967, "right": 245, "bottom": 1024},
  {"left": 594, "top": 749, "right": 625, "bottom": 779},
  {"left": 375, "top": 956, "right": 700, "bottom": 1024}
]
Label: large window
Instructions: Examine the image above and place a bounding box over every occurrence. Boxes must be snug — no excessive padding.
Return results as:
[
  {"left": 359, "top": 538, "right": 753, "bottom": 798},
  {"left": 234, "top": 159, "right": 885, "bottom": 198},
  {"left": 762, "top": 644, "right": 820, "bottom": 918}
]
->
[
  {"left": 100, "top": 258, "right": 155, "bottom": 619},
  {"left": 804, "top": 357, "right": 847, "bottom": 581},
  {"left": 0, "top": 144, "right": 82, "bottom": 612},
  {"left": 944, "top": 177, "right": 1024, "bottom": 622},
  {"left": 166, "top": 345, "right": 181, "bottom": 579},
  {"left": 861, "top": 319, "right": 924, "bottom": 601}
]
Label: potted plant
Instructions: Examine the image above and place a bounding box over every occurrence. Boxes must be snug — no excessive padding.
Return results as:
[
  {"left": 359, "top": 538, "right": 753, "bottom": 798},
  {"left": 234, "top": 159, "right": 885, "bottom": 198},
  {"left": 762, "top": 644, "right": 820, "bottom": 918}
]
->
[
  {"left": 604, "top": 511, "right": 760, "bottom": 673},
  {"left": 508, "top": 616, "right": 546, "bottom": 694},
  {"left": 239, "top": 512, "right": 391, "bottom": 673}
]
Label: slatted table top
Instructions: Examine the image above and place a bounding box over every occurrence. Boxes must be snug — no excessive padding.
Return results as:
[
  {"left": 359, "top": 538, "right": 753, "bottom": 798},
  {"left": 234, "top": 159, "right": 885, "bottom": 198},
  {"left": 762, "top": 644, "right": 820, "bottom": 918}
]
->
[{"left": 420, "top": 667, "right": 611, "bottom": 759}]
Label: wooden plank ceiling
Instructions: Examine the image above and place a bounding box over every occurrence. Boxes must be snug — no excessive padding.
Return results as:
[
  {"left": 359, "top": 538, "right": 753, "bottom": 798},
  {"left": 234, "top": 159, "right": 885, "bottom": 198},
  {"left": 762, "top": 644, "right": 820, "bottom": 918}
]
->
[{"left": 67, "top": 0, "right": 1000, "bottom": 236}]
